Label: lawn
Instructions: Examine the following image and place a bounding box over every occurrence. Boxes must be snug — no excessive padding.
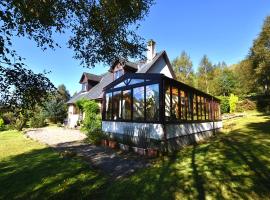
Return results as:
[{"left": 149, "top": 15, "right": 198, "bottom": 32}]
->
[
  {"left": 0, "top": 130, "right": 107, "bottom": 200},
  {"left": 1, "top": 112, "right": 270, "bottom": 199}
]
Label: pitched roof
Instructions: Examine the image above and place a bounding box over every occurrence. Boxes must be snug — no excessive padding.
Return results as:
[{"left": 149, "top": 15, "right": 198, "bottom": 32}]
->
[
  {"left": 84, "top": 72, "right": 113, "bottom": 100},
  {"left": 137, "top": 51, "right": 176, "bottom": 79},
  {"left": 79, "top": 72, "right": 102, "bottom": 83},
  {"left": 67, "top": 72, "right": 113, "bottom": 104}
]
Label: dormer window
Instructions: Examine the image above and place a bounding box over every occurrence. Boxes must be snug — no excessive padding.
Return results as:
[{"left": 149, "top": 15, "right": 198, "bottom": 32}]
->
[
  {"left": 114, "top": 69, "right": 124, "bottom": 80},
  {"left": 82, "top": 82, "right": 87, "bottom": 91}
]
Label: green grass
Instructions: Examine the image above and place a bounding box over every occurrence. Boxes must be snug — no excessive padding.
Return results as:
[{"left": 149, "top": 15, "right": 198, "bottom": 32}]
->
[
  {"left": 1, "top": 111, "right": 270, "bottom": 199},
  {"left": 0, "top": 130, "right": 107, "bottom": 200},
  {"left": 105, "top": 112, "right": 270, "bottom": 200}
]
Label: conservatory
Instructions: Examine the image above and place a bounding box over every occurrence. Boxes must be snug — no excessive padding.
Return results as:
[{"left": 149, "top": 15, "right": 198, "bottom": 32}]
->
[{"left": 102, "top": 73, "right": 222, "bottom": 151}]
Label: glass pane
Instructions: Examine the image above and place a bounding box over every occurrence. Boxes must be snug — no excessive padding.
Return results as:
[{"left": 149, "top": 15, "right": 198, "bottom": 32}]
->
[
  {"left": 114, "top": 82, "right": 125, "bottom": 88},
  {"left": 129, "top": 79, "right": 145, "bottom": 85},
  {"left": 197, "top": 96, "right": 201, "bottom": 120},
  {"left": 193, "top": 94, "right": 197, "bottom": 120},
  {"left": 205, "top": 99, "right": 209, "bottom": 120},
  {"left": 180, "top": 90, "right": 186, "bottom": 120},
  {"left": 171, "top": 87, "right": 179, "bottom": 120},
  {"left": 133, "top": 86, "right": 145, "bottom": 121},
  {"left": 146, "top": 84, "right": 159, "bottom": 121},
  {"left": 187, "top": 92, "right": 192, "bottom": 121},
  {"left": 165, "top": 85, "right": 170, "bottom": 121},
  {"left": 112, "top": 91, "right": 121, "bottom": 120},
  {"left": 201, "top": 97, "right": 205, "bottom": 120},
  {"left": 122, "top": 90, "right": 131, "bottom": 120},
  {"left": 105, "top": 93, "right": 112, "bottom": 120}
]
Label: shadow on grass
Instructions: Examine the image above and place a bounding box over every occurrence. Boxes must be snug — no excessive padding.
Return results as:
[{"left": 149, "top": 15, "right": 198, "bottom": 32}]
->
[
  {"left": 0, "top": 147, "right": 107, "bottom": 200},
  {"left": 105, "top": 116, "right": 270, "bottom": 199}
]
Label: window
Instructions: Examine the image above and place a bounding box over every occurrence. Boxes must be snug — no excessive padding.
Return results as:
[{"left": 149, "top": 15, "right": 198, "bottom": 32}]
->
[
  {"left": 193, "top": 94, "right": 197, "bottom": 120},
  {"left": 205, "top": 98, "right": 209, "bottom": 120},
  {"left": 165, "top": 85, "right": 170, "bottom": 121},
  {"left": 171, "top": 87, "right": 179, "bottom": 120},
  {"left": 146, "top": 84, "right": 159, "bottom": 121},
  {"left": 114, "top": 69, "right": 124, "bottom": 80},
  {"left": 112, "top": 91, "right": 121, "bottom": 120},
  {"left": 122, "top": 90, "right": 131, "bottom": 120},
  {"left": 201, "top": 96, "right": 205, "bottom": 120},
  {"left": 197, "top": 96, "right": 201, "bottom": 120},
  {"left": 180, "top": 90, "right": 186, "bottom": 120},
  {"left": 187, "top": 92, "right": 193, "bottom": 120},
  {"left": 105, "top": 93, "right": 112, "bottom": 120},
  {"left": 82, "top": 83, "right": 87, "bottom": 91},
  {"left": 133, "top": 86, "right": 145, "bottom": 121}
]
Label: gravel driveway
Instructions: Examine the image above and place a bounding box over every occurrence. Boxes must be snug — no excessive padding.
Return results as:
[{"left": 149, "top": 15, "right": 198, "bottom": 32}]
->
[
  {"left": 26, "top": 127, "right": 150, "bottom": 179},
  {"left": 26, "top": 127, "right": 87, "bottom": 146}
]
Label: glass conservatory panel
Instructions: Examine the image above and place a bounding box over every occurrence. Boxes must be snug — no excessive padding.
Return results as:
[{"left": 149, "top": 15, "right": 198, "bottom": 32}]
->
[
  {"left": 205, "top": 98, "right": 209, "bottom": 120},
  {"left": 146, "top": 84, "right": 159, "bottom": 121},
  {"left": 187, "top": 92, "right": 193, "bottom": 120},
  {"left": 122, "top": 89, "right": 131, "bottom": 120},
  {"left": 193, "top": 94, "right": 197, "bottom": 120},
  {"left": 165, "top": 85, "right": 170, "bottom": 121},
  {"left": 112, "top": 91, "right": 121, "bottom": 120},
  {"left": 180, "top": 90, "right": 186, "bottom": 120},
  {"left": 201, "top": 96, "right": 205, "bottom": 120},
  {"left": 133, "top": 86, "right": 145, "bottom": 121},
  {"left": 197, "top": 96, "right": 201, "bottom": 120},
  {"left": 105, "top": 93, "right": 112, "bottom": 120},
  {"left": 171, "top": 87, "right": 179, "bottom": 120}
]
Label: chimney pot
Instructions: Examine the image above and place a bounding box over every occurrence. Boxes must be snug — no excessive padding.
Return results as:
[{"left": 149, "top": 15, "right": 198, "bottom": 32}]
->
[{"left": 147, "top": 39, "right": 156, "bottom": 63}]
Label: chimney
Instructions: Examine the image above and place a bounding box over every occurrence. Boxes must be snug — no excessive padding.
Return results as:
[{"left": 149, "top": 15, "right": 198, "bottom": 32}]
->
[{"left": 147, "top": 39, "right": 156, "bottom": 63}]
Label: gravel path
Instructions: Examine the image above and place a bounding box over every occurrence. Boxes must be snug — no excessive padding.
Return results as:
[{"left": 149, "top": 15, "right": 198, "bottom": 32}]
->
[{"left": 26, "top": 127, "right": 150, "bottom": 179}]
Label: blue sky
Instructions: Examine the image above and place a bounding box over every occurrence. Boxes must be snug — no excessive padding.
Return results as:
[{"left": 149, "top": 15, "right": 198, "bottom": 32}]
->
[{"left": 13, "top": 0, "right": 270, "bottom": 95}]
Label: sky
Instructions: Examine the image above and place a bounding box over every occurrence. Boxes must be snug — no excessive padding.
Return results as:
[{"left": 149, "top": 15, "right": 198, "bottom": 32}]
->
[{"left": 12, "top": 0, "right": 270, "bottom": 95}]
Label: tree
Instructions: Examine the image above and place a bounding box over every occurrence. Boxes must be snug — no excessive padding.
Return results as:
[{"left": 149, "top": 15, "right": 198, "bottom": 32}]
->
[
  {"left": 43, "top": 84, "right": 70, "bottom": 123},
  {"left": 249, "top": 15, "right": 270, "bottom": 94},
  {"left": 213, "top": 66, "right": 237, "bottom": 96},
  {"left": 197, "top": 55, "right": 214, "bottom": 93},
  {"left": 0, "top": 65, "right": 55, "bottom": 130},
  {"left": 172, "top": 51, "right": 195, "bottom": 86},
  {"left": 233, "top": 59, "right": 257, "bottom": 96}
]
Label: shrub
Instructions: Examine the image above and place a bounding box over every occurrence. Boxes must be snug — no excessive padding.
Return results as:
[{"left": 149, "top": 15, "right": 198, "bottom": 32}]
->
[
  {"left": 229, "top": 94, "right": 238, "bottom": 113},
  {"left": 218, "top": 96, "right": 230, "bottom": 113},
  {"left": 236, "top": 99, "right": 256, "bottom": 112},
  {"left": 0, "top": 118, "right": 5, "bottom": 131},
  {"left": 76, "top": 99, "right": 103, "bottom": 144},
  {"left": 29, "top": 113, "right": 46, "bottom": 128}
]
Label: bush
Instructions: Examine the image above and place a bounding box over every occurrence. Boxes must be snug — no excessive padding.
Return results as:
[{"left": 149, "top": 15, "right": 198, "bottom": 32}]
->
[
  {"left": 229, "top": 94, "right": 239, "bottom": 113},
  {"left": 0, "top": 118, "right": 5, "bottom": 131},
  {"left": 218, "top": 96, "right": 230, "bottom": 113},
  {"left": 236, "top": 99, "right": 256, "bottom": 112},
  {"left": 29, "top": 113, "right": 46, "bottom": 128},
  {"left": 76, "top": 99, "right": 103, "bottom": 144}
]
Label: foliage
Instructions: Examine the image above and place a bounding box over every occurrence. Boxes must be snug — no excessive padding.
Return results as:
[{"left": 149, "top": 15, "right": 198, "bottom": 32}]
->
[
  {"left": 255, "top": 95, "right": 270, "bottom": 114},
  {"left": 29, "top": 111, "right": 46, "bottom": 128},
  {"left": 0, "top": 0, "right": 153, "bottom": 68},
  {"left": 235, "top": 99, "right": 256, "bottom": 112},
  {"left": 43, "top": 85, "right": 70, "bottom": 123},
  {"left": 215, "top": 67, "right": 237, "bottom": 96},
  {"left": 229, "top": 94, "right": 239, "bottom": 113},
  {"left": 218, "top": 96, "right": 230, "bottom": 113},
  {"left": 0, "top": 117, "right": 4, "bottom": 131},
  {"left": 249, "top": 16, "right": 270, "bottom": 94},
  {"left": 172, "top": 51, "right": 195, "bottom": 86},
  {"left": 77, "top": 99, "right": 103, "bottom": 144},
  {"left": 0, "top": 130, "right": 107, "bottom": 199},
  {"left": 197, "top": 55, "right": 214, "bottom": 93}
]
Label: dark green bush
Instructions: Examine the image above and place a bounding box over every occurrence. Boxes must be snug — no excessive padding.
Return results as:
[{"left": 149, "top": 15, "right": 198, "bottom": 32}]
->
[
  {"left": 236, "top": 99, "right": 256, "bottom": 112},
  {"left": 256, "top": 95, "right": 270, "bottom": 114},
  {"left": 76, "top": 99, "right": 103, "bottom": 144},
  {"left": 29, "top": 113, "right": 46, "bottom": 128},
  {"left": 218, "top": 96, "right": 230, "bottom": 113}
]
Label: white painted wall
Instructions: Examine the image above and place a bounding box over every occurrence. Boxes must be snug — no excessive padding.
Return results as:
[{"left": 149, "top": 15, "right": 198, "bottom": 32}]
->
[
  {"left": 147, "top": 57, "right": 173, "bottom": 78},
  {"left": 165, "top": 121, "right": 222, "bottom": 139},
  {"left": 102, "top": 121, "right": 164, "bottom": 139},
  {"left": 102, "top": 121, "right": 222, "bottom": 140}
]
